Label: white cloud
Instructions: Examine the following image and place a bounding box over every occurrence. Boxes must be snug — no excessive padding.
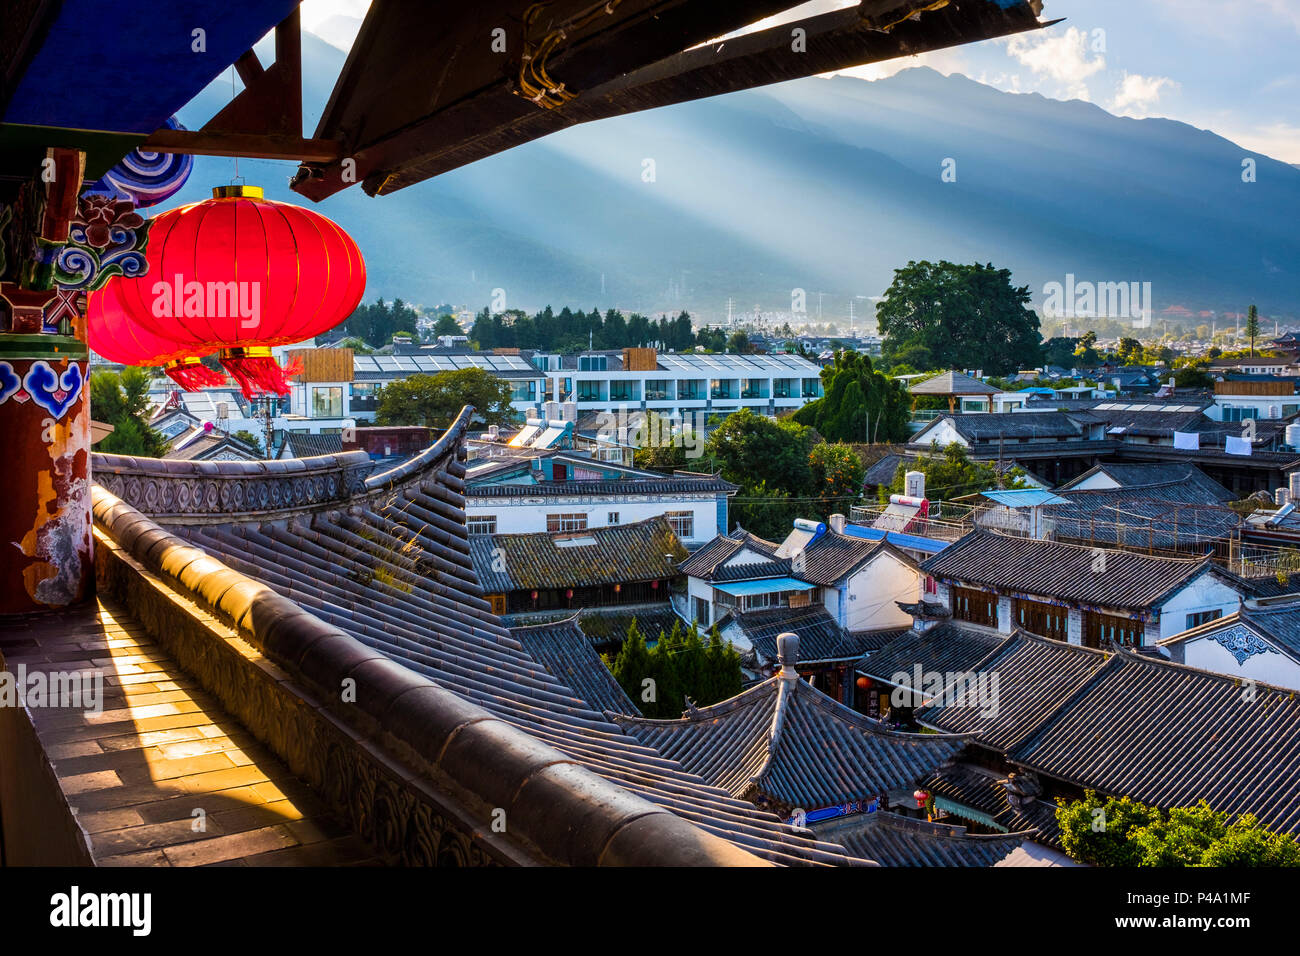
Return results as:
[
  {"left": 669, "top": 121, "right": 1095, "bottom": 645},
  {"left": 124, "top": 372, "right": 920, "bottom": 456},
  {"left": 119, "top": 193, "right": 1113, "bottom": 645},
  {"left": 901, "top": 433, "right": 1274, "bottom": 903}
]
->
[
  {"left": 1004, "top": 26, "right": 1106, "bottom": 100},
  {"left": 1110, "top": 72, "right": 1178, "bottom": 117}
]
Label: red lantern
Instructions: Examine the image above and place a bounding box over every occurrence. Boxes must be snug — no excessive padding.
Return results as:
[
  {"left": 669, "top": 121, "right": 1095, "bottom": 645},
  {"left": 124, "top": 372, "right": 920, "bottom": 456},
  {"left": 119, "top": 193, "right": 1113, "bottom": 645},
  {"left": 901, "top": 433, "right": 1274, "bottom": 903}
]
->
[
  {"left": 98, "top": 185, "right": 365, "bottom": 397},
  {"left": 913, "top": 789, "right": 929, "bottom": 809},
  {"left": 856, "top": 676, "right": 872, "bottom": 691},
  {"left": 565, "top": 589, "right": 573, "bottom": 599},
  {"left": 651, "top": 580, "right": 659, "bottom": 590},
  {"left": 530, "top": 590, "right": 538, "bottom": 601},
  {"left": 614, "top": 583, "right": 621, "bottom": 593},
  {"left": 88, "top": 278, "right": 225, "bottom": 389}
]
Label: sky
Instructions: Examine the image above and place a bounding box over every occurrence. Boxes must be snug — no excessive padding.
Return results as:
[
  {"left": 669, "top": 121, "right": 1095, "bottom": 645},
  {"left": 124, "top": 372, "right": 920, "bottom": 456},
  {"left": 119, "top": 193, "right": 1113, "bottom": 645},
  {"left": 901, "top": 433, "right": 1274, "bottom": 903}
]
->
[{"left": 297, "top": 0, "right": 1300, "bottom": 164}]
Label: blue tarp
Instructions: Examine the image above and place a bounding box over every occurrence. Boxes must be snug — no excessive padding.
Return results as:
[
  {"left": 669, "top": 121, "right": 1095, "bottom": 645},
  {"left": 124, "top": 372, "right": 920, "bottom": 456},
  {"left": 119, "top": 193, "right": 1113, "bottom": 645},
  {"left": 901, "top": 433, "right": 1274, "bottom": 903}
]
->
[
  {"left": 841, "top": 524, "right": 950, "bottom": 554},
  {"left": 713, "top": 577, "right": 816, "bottom": 596},
  {"left": 980, "top": 489, "right": 1068, "bottom": 507}
]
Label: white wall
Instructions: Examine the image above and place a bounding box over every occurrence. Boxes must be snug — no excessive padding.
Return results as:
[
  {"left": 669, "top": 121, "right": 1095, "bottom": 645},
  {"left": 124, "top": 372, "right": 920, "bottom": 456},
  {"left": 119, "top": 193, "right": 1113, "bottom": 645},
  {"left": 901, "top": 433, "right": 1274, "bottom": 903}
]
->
[
  {"left": 1156, "top": 572, "right": 1243, "bottom": 642},
  {"left": 840, "top": 552, "right": 920, "bottom": 632},
  {"left": 915, "top": 419, "right": 967, "bottom": 447},
  {"left": 465, "top": 495, "right": 720, "bottom": 546},
  {"left": 1069, "top": 472, "right": 1122, "bottom": 491},
  {"left": 1180, "top": 632, "right": 1300, "bottom": 691}
]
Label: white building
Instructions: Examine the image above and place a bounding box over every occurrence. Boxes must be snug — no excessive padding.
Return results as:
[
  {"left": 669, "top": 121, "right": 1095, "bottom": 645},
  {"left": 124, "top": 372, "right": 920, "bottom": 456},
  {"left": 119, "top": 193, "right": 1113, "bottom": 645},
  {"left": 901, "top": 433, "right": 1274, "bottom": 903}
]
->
[
  {"left": 1159, "top": 599, "right": 1300, "bottom": 691},
  {"left": 463, "top": 449, "right": 735, "bottom": 549}
]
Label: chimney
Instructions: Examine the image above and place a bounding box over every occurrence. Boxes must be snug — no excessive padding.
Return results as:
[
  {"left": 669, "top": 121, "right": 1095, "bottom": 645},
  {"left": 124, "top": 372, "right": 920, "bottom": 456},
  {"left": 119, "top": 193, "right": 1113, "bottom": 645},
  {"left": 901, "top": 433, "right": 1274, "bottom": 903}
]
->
[
  {"left": 776, "top": 632, "right": 799, "bottom": 678},
  {"left": 829, "top": 513, "right": 846, "bottom": 533},
  {"left": 904, "top": 470, "right": 926, "bottom": 500}
]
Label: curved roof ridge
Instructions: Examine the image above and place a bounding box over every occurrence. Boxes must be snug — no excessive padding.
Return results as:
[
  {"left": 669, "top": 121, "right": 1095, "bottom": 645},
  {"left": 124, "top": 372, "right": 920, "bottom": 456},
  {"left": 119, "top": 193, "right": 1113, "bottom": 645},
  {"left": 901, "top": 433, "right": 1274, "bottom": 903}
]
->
[
  {"left": 752, "top": 675, "right": 794, "bottom": 786},
  {"left": 365, "top": 405, "right": 474, "bottom": 491}
]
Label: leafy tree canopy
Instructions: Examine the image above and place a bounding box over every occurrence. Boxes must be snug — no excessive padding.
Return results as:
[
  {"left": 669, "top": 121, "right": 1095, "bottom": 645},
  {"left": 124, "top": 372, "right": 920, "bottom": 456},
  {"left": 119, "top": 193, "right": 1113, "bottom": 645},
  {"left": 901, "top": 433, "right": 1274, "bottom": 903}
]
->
[
  {"left": 876, "top": 260, "right": 1041, "bottom": 376},
  {"left": 791, "top": 350, "right": 911, "bottom": 444},
  {"left": 890, "top": 441, "right": 1029, "bottom": 500},
  {"left": 90, "top": 367, "right": 168, "bottom": 457},
  {"left": 374, "top": 367, "right": 513, "bottom": 428},
  {"left": 1058, "top": 790, "right": 1300, "bottom": 867}
]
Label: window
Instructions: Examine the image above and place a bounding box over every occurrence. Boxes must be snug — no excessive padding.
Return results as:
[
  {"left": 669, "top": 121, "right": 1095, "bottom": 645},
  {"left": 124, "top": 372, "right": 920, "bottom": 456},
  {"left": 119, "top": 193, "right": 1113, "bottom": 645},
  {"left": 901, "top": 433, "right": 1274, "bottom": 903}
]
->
[
  {"left": 1082, "top": 611, "right": 1143, "bottom": 648},
  {"left": 1014, "top": 597, "right": 1068, "bottom": 640},
  {"left": 1224, "top": 406, "right": 1258, "bottom": 423},
  {"left": 741, "top": 379, "right": 767, "bottom": 399},
  {"left": 645, "top": 380, "right": 670, "bottom": 401},
  {"left": 924, "top": 575, "right": 938, "bottom": 596},
  {"left": 576, "top": 380, "right": 603, "bottom": 402},
  {"left": 578, "top": 355, "right": 608, "bottom": 371},
  {"left": 952, "top": 586, "right": 997, "bottom": 628},
  {"left": 774, "top": 379, "right": 795, "bottom": 399},
  {"left": 802, "top": 378, "right": 822, "bottom": 398},
  {"left": 488, "top": 594, "right": 507, "bottom": 615},
  {"left": 511, "top": 381, "right": 536, "bottom": 402},
  {"left": 694, "top": 596, "right": 710, "bottom": 625},
  {"left": 607, "top": 512, "right": 620, "bottom": 525},
  {"left": 312, "top": 386, "right": 343, "bottom": 418},
  {"left": 709, "top": 379, "right": 733, "bottom": 399},
  {"left": 609, "top": 380, "right": 636, "bottom": 402},
  {"left": 677, "top": 379, "right": 704, "bottom": 400},
  {"left": 1186, "top": 608, "right": 1224, "bottom": 629},
  {"left": 547, "top": 513, "right": 588, "bottom": 532},
  {"left": 467, "top": 515, "right": 497, "bottom": 535},
  {"left": 665, "top": 510, "right": 694, "bottom": 539}
]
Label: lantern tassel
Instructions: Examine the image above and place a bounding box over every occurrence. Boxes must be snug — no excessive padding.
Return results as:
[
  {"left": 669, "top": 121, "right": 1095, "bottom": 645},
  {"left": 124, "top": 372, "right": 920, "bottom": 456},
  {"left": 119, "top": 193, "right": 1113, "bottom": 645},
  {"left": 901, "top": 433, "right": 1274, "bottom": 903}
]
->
[
  {"left": 220, "top": 348, "right": 302, "bottom": 398},
  {"left": 163, "top": 357, "right": 226, "bottom": 390}
]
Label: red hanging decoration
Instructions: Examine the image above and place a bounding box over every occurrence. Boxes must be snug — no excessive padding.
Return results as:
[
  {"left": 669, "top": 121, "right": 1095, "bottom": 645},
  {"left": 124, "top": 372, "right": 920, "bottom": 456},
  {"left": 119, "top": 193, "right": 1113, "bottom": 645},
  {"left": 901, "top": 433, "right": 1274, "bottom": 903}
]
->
[
  {"left": 95, "top": 184, "right": 365, "bottom": 397},
  {"left": 163, "top": 358, "right": 226, "bottom": 390},
  {"left": 88, "top": 274, "right": 222, "bottom": 389}
]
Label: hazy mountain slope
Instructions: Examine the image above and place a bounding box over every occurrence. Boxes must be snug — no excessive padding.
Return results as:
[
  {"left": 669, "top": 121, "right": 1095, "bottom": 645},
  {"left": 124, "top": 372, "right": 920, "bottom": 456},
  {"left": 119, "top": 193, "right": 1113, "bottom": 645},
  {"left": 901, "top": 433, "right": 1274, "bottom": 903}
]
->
[{"left": 164, "top": 35, "right": 1299, "bottom": 321}]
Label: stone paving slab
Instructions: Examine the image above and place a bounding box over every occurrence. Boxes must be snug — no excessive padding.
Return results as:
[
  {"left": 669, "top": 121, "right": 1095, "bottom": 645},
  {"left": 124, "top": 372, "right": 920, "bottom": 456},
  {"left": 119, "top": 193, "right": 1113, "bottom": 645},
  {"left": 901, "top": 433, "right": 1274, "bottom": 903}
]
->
[{"left": 0, "top": 598, "right": 378, "bottom": 867}]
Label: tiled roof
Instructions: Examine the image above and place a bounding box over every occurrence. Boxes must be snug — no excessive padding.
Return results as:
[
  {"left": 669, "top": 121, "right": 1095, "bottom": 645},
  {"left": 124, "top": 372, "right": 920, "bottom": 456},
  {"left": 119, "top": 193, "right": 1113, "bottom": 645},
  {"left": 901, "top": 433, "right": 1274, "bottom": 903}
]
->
[
  {"left": 914, "top": 632, "right": 1112, "bottom": 753},
  {"left": 920, "top": 530, "right": 1222, "bottom": 610},
  {"left": 815, "top": 811, "right": 1033, "bottom": 867},
  {"left": 916, "top": 633, "right": 1300, "bottom": 835},
  {"left": 909, "top": 371, "right": 1000, "bottom": 396},
  {"left": 469, "top": 516, "right": 688, "bottom": 592},
  {"left": 1045, "top": 486, "right": 1241, "bottom": 549},
  {"left": 280, "top": 432, "right": 345, "bottom": 458},
  {"left": 795, "top": 532, "right": 904, "bottom": 586},
  {"left": 920, "top": 412, "right": 1087, "bottom": 442},
  {"left": 1060, "top": 463, "right": 1234, "bottom": 501},
  {"left": 136, "top": 407, "right": 858, "bottom": 865},
  {"left": 510, "top": 618, "right": 639, "bottom": 717},
  {"left": 678, "top": 530, "right": 781, "bottom": 579},
  {"left": 857, "top": 622, "right": 1006, "bottom": 686},
  {"left": 468, "top": 476, "right": 736, "bottom": 498},
  {"left": 610, "top": 669, "right": 968, "bottom": 811},
  {"left": 736, "top": 607, "right": 878, "bottom": 664},
  {"left": 918, "top": 764, "right": 1063, "bottom": 847}
]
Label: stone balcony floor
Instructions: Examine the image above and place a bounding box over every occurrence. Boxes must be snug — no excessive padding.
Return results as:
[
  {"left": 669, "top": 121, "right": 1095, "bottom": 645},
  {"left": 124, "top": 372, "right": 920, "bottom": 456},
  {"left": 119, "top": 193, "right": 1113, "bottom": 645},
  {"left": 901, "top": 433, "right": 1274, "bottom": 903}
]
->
[{"left": 0, "top": 597, "right": 377, "bottom": 866}]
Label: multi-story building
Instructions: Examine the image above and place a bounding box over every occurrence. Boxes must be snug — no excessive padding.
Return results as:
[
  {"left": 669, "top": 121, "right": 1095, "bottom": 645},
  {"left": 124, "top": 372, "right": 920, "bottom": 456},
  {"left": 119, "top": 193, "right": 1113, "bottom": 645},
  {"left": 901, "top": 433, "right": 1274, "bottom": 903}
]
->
[{"left": 527, "top": 347, "right": 824, "bottom": 420}]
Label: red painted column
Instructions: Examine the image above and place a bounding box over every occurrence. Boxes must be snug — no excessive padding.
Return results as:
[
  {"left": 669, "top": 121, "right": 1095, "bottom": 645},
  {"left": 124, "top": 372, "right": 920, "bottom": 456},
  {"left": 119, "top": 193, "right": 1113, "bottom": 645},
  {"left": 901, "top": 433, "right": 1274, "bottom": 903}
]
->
[{"left": 0, "top": 332, "right": 91, "bottom": 613}]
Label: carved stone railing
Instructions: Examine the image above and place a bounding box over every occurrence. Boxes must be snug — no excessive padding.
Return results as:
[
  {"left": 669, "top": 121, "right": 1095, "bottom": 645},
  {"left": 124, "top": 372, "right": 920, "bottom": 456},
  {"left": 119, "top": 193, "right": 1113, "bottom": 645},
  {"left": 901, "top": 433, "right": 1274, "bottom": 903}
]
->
[
  {"left": 91, "top": 450, "right": 375, "bottom": 524},
  {"left": 91, "top": 486, "right": 765, "bottom": 867}
]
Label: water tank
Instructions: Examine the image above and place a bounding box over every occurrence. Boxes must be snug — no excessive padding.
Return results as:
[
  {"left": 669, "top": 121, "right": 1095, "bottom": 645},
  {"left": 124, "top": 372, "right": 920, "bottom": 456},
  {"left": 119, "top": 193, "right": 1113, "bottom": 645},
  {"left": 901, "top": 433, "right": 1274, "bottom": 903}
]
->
[
  {"left": 1277, "top": 488, "right": 1290, "bottom": 507},
  {"left": 1286, "top": 423, "right": 1300, "bottom": 448},
  {"left": 904, "top": 470, "right": 926, "bottom": 499},
  {"left": 1291, "top": 471, "right": 1300, "bottom": 501}
]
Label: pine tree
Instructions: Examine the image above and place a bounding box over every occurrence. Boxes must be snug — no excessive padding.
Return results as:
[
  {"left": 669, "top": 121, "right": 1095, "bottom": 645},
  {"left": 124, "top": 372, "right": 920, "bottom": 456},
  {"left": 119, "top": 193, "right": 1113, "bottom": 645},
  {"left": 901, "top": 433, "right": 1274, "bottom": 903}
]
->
[
  {"left": 610, "top": 619, "right": 652, "bottom": 711},
  {"left": 706, "top": 625, "right": 742, "bottom": 703},
  {"left": 1246, "top": 304, "right": 1260, "bottom": 357}
]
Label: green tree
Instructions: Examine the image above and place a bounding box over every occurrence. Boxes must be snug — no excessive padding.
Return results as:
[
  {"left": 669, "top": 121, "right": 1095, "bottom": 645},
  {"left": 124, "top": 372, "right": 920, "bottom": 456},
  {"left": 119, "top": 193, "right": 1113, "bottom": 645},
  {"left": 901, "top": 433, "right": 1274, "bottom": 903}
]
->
[
  {"left": 1057, "top": 791, "right": 1163, "bottom": 867},
  {"left": 632, "top": 410, "right": 691, "bottom": 472},
  {"left": 876, "top": 260, "right": 1041, "bottom": 375},
  {"left": 375, "top": 367, "right": 513, "bottom": 427},
  {"left": 1246, "top": 304, "right": 1260, "bottom": 357},
  {"left": 705, "top": 408, "right": 815, "bottom": 494},
  {"left": 90, "top": 367, "right": 168, "bottom": 457},
  {"left": 705, "top": 624, "right": 742, "bottom": 704},
  {"left": 1173, "top": 360, "right": 1213, "bottom": 388},
  {"left": 609, "top": 619, "right": 653, "bottom": 711},
  {"left": 432, "top": 314, "right": 462, "bottom": 339},
  {"left": 791, "top": 350, "right": 911, "bottom": 443},
  {"left": 808, "top": 442, "right": 865, "bottom": 511},
  {"left": 1057, "top": 791, "right": 1300, "bottom": 867},
  {"left": 230, "top": 429, "right": 263, "bottom": 453},
  {"left": 1074, "top": 330, "right": 1101, "bottom": 366}
]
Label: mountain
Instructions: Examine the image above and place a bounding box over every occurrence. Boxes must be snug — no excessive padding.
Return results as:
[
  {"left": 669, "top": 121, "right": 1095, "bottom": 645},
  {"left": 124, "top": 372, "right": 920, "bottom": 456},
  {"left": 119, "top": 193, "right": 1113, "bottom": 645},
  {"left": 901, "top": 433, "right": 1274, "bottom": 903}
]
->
[{"left": 167, "top": 34, "right": 1300, "bottom": 322}]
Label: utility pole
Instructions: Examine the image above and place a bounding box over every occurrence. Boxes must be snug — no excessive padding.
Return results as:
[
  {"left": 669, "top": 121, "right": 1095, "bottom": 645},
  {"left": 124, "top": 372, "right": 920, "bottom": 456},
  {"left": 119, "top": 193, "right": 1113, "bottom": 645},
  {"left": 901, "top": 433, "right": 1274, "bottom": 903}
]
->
[{"left": 263, "top": 396, "right": 273, "bottom": 460}]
